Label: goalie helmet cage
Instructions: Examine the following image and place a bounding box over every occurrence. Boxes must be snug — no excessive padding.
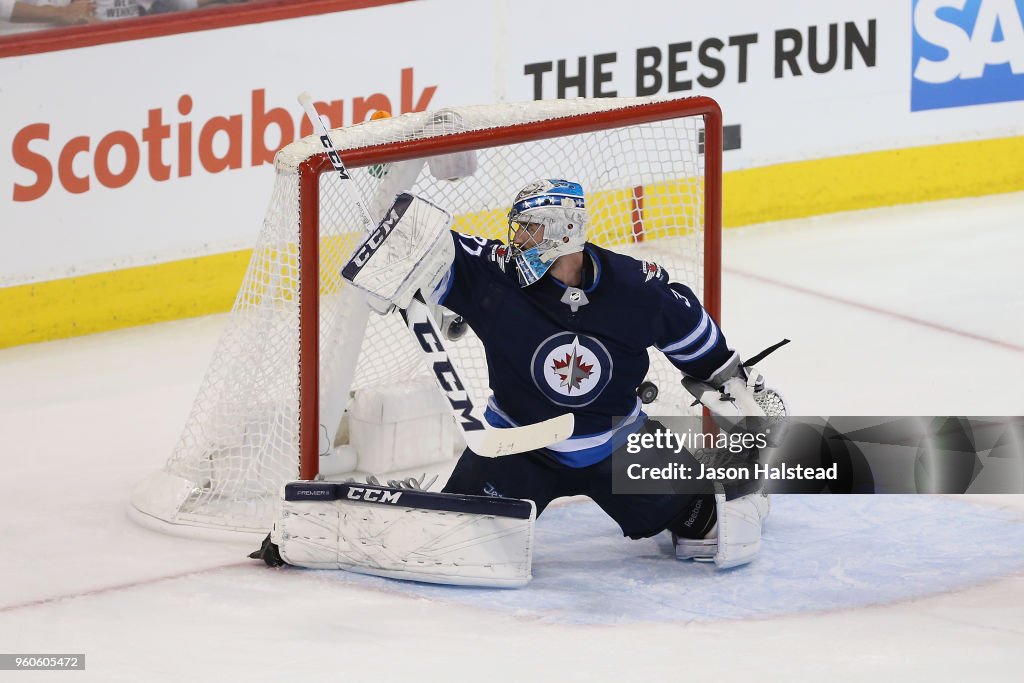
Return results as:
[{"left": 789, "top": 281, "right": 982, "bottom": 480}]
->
[{"left": 129, "top": 96, "right": 722, "bottom": 539}]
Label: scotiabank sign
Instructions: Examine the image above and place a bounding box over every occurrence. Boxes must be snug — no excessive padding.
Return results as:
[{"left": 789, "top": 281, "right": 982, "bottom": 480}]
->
[
  {"left": 10, "top": 69, "right": 437, "bottom": 202},
  {"left": 3, "top": 0, "right": 1021, "bottom": 287}
]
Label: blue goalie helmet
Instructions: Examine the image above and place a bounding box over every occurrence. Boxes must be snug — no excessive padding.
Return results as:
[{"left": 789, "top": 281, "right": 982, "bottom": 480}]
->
[{"left": 507, "top": 178, "right": 588, "bottom": 287}]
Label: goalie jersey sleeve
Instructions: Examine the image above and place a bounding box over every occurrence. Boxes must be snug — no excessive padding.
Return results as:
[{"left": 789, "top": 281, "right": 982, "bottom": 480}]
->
[
  {"left": 652, "top": 280, "right": 735, "bottom": 383},
  {"left": 427, "top": 232, "right": 513, "bottom": 324}
]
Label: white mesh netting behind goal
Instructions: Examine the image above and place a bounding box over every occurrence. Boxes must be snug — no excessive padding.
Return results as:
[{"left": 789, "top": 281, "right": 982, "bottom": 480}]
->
[{"left": 130, "top": 96, "right": 722, "bottom": 537}]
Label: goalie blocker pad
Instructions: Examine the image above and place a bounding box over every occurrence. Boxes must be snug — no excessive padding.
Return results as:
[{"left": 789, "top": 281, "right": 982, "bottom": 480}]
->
[
  {"left": 341, "top": 192, "right": 454, "bottom": 311},
  {"left": 272, "top": 482, "right": 536, "bottom": 588}
]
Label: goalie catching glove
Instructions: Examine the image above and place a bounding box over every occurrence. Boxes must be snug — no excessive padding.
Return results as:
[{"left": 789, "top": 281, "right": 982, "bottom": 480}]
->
[{"left": 682, "top": 343, "right": 791, "bottom": 421}]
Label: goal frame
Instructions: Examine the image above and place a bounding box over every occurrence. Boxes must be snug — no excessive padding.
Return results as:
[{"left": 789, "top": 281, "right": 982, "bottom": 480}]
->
[{"left": 296, "top": 96, "right": 723, "bottom": 480}]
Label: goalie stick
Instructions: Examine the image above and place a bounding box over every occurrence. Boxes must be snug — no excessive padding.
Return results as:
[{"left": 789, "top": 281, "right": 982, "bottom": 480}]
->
[{"left": 297, "top": 93, "right": 574, "bottom": 457}]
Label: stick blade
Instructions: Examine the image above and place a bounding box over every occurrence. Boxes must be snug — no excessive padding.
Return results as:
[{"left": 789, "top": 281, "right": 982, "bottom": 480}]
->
[{"left": 466, "top": 413, "right": 575, "bottom": 457}]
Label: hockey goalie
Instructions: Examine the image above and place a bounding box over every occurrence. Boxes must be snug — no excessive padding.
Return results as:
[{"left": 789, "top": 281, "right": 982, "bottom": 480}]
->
[{"left": 250, "top": 171, "right": 788, "bottom": 587}]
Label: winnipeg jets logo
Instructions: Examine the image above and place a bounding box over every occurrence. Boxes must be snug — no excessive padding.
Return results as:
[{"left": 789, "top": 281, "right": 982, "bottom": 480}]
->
[
  {"left": 551, "top": 343, "right": 595, "bottom": 393},
  {"left": 531, "top": 333, "right": 612, "bottom": 407},
  {"left": 641, "top": 260, "right": 665, "bottom": 283},
  {"left": 490, "top": 244, "right": 511, "bottom": 265}
]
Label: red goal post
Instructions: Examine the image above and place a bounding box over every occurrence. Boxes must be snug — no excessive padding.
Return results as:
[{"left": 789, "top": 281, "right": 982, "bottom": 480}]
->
[
  {"left": 298, "top": 95, "right": 722, "bottom": 479},
  {"left": 130, "top": 96, "right": 722, "bottom": 538}
]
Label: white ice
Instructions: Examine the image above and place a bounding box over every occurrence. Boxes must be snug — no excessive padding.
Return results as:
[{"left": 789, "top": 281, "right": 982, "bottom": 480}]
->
[{"left": 1, "top": 193, "right": 1023, "bottom": 682}]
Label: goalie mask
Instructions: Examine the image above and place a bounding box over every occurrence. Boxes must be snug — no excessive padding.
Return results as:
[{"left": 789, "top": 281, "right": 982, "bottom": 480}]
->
[{"left": 507, "top": 179, "right": 587, "bottom": 287}]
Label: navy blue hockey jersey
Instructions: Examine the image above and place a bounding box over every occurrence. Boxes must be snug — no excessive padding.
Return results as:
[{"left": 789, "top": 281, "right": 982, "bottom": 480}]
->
[{"left": 429, "top": 231, "right": 733, "bottom": 467}]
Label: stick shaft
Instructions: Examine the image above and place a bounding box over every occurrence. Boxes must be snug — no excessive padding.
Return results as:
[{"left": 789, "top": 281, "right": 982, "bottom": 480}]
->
[{"left": 298, "top": 92, "right": 373, "bottom": 231}]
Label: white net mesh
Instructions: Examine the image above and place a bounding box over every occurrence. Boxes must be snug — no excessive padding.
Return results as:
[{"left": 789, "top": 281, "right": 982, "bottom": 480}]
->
[{"left": 131, "top": 97, "right": 718, "bottom": 536}]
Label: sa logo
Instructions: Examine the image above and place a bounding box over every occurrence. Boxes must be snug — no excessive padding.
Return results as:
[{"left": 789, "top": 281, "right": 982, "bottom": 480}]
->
[{"left": 912, "top": 0, "right": 1024, "bottom": 110}]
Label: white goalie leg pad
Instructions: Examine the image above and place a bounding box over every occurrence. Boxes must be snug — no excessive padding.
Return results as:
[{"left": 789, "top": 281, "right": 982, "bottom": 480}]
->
[
  {"left": 271, "top": 481, "right": 535, "bottom": 588},
  {"left": 674, "top": 489, "right": 769, "bottom": 569},
  {"left": 341, "top": 192, "right": 455, "bottom": 311}
]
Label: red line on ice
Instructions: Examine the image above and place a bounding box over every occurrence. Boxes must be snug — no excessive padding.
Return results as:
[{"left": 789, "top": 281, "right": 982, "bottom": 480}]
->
[
  {"left": 0, "top": 561, "right": 252, "bottom": 613},
  {"left": 725, "top": 267, "right": 1024, "bottom": 354}
]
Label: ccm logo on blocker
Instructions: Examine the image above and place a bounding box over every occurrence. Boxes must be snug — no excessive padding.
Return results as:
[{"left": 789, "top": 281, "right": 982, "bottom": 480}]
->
[{"left": 911, "top": 0, "right": 1024, "bottom": 110}]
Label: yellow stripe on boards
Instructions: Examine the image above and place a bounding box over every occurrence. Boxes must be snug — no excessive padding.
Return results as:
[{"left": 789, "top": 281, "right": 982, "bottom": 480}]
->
[
  {"left": 723, "top": 135, "right": 1024, "bottom": 227},
  {"left": 3, "top": 135, "right": 1022, "bottom": 349},
  {"left": 0, "top": 250, "right": 250, "bottom": 349}
]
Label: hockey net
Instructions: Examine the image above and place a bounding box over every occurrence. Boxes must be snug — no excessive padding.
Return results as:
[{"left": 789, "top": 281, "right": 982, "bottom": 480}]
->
[{"left": 130, "top": 96, "right": 722, "bottom": 537}]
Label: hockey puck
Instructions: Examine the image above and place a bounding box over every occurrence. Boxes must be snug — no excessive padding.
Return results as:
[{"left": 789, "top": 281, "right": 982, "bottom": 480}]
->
[
  {"left": 637, "top": 381, "right": 659, "bottom": 404},
  {"left": 444, "top": 315, "right": 468, "bottom": 341}
]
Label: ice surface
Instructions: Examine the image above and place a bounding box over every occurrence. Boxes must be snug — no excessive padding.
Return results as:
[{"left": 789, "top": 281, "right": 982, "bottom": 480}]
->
[
  {"left": 1, "top": 193, "right": 1023, "bottom": 681},
  {"left": 329, "top": 496, "right": 1024, "bottom": 625}
]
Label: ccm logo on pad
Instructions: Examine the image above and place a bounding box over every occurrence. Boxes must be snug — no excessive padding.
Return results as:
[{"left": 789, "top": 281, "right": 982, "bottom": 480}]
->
[{"left": 346, "top": 487, "right": 403, "bottom": 504}]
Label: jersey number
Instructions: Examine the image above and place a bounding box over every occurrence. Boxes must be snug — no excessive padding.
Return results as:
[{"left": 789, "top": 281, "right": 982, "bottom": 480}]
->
[{"left": 456, "top": 234, "right": 489, "bottom": 257}]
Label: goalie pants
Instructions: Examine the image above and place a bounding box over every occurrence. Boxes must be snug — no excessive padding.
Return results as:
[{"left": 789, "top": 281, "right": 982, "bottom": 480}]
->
[{"left": 442, "top": 420, "right": 716, "bottom": 540}]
